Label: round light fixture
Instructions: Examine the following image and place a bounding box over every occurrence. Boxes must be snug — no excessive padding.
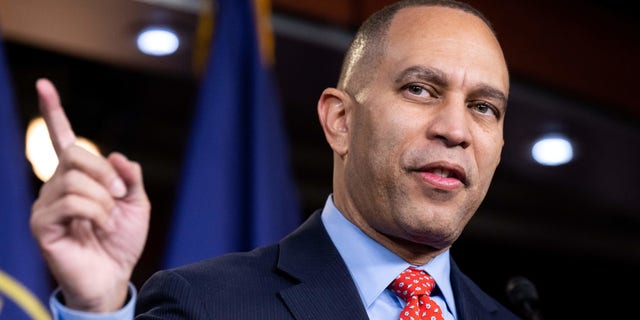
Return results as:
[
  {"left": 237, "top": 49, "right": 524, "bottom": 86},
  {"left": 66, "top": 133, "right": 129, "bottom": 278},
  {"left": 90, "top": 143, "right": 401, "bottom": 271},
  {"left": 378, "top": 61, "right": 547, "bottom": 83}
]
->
[
  {"left": 531, "top": 134, "right": 574, "bottom": 166},
  {"left": 136, "top": 26, "right": 180, "bottom": 56}
]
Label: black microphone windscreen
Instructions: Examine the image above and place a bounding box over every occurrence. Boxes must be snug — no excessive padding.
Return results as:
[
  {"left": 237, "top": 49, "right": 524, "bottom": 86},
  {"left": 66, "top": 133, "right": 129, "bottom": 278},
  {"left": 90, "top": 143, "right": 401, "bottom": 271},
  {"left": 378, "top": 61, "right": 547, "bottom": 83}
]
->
[
  {"left": 506, "top": 275, "right": 539, "bottom": 305},
  {"left": 506, "top": 275, "right": 543, "bottom": 320}
]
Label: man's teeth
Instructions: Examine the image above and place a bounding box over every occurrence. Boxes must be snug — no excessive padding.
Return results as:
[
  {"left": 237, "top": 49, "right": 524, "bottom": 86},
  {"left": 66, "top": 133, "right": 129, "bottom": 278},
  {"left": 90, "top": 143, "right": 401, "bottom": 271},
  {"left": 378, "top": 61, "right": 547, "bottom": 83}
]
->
[{"left": 433, "top": 168, "right": 450, "bottom": 178}]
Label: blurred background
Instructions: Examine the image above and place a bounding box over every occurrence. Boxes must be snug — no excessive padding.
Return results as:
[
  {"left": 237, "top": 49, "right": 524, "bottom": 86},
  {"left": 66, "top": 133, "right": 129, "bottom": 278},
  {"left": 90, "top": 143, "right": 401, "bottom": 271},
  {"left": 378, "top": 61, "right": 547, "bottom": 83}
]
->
[{"left": 1, "top": 0, "right": 638, "bottom": 318}]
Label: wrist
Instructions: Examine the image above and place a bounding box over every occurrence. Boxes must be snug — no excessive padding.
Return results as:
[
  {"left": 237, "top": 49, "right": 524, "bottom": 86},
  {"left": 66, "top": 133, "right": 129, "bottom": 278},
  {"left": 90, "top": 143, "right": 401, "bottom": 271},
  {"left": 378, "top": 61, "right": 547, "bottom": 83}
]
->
[
  {"left": 51, "top": 284, "right": 137, "bottom": 319},
  {"left": 61, "top": 281, "right": 129, "bottom": 313}
]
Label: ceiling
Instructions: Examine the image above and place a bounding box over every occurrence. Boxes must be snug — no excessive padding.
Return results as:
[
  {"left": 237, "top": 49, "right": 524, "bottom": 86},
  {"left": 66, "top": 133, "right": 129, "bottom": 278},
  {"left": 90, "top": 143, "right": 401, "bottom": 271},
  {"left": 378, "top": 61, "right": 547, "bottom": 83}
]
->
[
  {"left": 1, "top": 0, "right": 638, "bottom": 318},
  {"left": 2, "top": 0, "right": 638, "bottom": 118}
]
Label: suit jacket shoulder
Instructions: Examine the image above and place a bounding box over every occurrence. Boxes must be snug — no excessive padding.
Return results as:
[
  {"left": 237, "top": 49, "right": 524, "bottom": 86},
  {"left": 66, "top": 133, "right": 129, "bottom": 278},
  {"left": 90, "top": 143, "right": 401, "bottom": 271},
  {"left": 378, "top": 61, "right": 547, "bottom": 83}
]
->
[{"left": 136, "top": 211, "right": 369, "bottom": 319}]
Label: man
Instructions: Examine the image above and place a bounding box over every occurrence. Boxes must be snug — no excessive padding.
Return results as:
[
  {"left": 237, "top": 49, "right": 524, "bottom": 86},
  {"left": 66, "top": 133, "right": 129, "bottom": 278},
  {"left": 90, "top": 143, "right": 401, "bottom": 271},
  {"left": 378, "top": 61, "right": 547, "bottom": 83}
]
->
[{"left": 31, "top": 0, "right": 519, "bottom": 318}]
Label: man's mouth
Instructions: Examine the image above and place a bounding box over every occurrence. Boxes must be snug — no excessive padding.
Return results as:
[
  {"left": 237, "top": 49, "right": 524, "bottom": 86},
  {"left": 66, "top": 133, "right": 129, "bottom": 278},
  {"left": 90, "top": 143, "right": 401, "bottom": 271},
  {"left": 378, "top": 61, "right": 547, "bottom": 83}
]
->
[{"left": 416, "top": 163, "right": 468, "bottom": 188}]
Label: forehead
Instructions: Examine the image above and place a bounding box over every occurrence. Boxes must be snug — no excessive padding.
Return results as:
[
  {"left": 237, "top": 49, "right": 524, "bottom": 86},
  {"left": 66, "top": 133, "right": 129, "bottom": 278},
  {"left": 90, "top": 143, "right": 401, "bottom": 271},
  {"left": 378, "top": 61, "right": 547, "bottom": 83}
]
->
[{"left": 381, "top": 6, "right": 509, "bottom": 93}]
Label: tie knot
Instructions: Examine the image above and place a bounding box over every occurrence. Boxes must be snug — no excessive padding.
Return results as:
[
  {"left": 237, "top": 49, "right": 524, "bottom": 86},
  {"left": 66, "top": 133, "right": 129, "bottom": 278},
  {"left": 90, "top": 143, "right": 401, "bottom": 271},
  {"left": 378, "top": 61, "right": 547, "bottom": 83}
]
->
[{"left": 389, "top": 267, "right": 437, "bottom": 302}]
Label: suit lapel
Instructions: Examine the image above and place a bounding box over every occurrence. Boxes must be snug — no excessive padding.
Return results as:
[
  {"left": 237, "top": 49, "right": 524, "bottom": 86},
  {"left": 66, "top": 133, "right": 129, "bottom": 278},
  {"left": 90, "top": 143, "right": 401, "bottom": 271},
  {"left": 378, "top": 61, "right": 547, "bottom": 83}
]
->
[
  {"left": 450, "top": 259, "right": 500, "bottom": 320},
  {"left": 277, "top": 211, "right": 369, "bottom": 320}
]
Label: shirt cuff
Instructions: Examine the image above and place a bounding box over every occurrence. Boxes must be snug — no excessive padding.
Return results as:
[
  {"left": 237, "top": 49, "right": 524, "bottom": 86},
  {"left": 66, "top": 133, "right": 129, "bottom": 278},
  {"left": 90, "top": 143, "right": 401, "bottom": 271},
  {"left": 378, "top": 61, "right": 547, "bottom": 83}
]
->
[{"left": 49, "top": 283, "right": 136, "bottom": 320}]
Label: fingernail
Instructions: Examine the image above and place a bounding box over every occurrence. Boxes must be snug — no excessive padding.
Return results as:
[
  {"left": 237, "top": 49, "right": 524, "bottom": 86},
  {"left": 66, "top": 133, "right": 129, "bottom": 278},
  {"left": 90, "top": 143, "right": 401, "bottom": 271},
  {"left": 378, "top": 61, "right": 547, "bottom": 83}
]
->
[{"left": 110, "top": 178, "right": 127, "bottom": 198}]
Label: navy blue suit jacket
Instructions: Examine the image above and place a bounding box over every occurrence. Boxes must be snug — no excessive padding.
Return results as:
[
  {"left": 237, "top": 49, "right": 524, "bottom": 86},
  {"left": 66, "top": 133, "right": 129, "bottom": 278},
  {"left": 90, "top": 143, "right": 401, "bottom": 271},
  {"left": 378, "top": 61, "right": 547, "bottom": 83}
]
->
[{"left": 136, "top": 211, "right": 520, "bottom": 319}]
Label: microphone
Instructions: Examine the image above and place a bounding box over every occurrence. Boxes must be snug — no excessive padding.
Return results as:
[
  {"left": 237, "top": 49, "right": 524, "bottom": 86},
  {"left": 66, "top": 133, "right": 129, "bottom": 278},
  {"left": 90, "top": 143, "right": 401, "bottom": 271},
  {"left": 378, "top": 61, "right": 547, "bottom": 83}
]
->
[{"left": 506, "top": 276, "right": 543, "bottom": 320}]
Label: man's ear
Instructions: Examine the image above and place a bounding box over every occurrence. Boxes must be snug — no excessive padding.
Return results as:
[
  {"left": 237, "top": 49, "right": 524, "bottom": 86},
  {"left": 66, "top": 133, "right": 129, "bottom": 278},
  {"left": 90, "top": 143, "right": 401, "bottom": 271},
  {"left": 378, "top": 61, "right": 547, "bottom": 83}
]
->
[{"left": 317, "top": 88, "right": 351, "bottom": 156}]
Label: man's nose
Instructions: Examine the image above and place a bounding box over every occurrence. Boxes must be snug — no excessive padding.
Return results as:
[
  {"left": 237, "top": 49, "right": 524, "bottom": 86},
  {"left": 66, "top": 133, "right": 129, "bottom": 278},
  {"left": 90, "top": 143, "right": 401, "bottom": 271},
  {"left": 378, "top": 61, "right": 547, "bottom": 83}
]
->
[{"left": 426, "top": 100, "right": 471, "bottom": 148}]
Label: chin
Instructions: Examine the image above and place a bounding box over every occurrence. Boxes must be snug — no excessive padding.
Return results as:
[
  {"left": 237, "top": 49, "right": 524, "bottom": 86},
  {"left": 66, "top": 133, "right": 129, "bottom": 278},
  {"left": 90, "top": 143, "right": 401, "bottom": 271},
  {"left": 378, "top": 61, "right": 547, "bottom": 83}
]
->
[{"left": 404, "top": 223, "right": 462, "bottom": 249}]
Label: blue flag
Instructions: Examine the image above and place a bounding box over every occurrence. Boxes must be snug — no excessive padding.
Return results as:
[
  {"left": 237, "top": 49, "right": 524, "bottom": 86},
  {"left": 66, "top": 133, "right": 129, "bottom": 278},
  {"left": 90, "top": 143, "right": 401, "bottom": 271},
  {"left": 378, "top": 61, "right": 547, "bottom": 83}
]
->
[
  {"left": 164, "top": 0, "right": 301, "bottom": 268},
  {"left": 0, "top": 35, "right": 51, "bottom": 319}
]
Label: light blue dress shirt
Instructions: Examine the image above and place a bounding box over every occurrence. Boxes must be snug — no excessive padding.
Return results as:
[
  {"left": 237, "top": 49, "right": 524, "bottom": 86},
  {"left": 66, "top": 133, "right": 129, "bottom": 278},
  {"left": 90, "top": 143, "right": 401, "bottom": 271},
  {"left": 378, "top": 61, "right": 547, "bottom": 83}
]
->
[
  {"left": 321, "top": 195, "right": 457, "bottom": 320},
  {"left": 50, "top": 284, "right": 135, "bottom": 320}
]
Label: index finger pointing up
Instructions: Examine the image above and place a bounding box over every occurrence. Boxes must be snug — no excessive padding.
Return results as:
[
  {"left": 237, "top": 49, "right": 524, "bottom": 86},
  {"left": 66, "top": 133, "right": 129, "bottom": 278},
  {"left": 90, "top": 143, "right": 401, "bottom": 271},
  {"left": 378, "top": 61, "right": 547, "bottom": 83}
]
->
[{"left": 36, "top": 78, "right": 77, "bottom": 155}]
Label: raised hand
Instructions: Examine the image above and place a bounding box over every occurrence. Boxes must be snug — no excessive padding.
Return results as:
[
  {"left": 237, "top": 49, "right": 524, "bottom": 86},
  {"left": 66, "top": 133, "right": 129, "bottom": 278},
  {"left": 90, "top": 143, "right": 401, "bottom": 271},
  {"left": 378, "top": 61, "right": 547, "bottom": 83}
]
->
[{"left": 30, "top": 78, "right": 151, "bottom": 313}]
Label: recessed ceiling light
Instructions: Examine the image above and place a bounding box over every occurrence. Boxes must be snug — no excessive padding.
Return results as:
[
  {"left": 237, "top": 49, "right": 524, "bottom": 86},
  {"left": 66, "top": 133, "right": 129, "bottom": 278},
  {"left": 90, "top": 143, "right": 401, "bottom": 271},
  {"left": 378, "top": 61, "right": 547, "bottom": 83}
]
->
[
  {"left": 531, "top": 134, "right": 574, "bottom": 166},
  {"left": 136, "top": 26, "right": 180, "bottom": 56}
]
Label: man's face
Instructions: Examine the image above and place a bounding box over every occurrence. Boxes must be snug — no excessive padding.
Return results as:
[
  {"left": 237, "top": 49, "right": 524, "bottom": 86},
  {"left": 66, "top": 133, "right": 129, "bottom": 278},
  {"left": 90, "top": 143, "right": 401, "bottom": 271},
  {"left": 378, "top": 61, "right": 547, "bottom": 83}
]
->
[{"left": 341, "top": 6, "right": 510, "bottom": 252}]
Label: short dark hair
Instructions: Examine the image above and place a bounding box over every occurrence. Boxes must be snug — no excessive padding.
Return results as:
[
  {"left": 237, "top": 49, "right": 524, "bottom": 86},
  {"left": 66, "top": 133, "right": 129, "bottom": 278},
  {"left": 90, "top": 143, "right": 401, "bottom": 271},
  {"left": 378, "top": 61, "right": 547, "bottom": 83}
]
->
[{"left": 337, "top": 0, "right": 495, "bottom": 95}]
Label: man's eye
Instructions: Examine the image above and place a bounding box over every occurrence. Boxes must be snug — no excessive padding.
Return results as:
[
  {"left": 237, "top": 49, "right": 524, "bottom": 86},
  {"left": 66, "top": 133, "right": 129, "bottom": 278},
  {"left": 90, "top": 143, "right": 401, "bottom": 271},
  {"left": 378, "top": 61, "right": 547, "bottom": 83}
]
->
[
  {"left": 405, "top": 85, "right": 429, "bottom": 96},
  {"left": 471, "top": 103, "right": 497, "bottom": 117}
]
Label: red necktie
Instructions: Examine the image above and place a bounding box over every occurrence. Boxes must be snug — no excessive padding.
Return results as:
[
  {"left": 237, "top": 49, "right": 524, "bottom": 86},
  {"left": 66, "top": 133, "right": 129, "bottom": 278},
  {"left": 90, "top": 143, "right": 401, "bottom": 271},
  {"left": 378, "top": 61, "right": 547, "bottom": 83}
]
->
[{"left": 389, "top": 267, "right": 445, "bottom": 320}]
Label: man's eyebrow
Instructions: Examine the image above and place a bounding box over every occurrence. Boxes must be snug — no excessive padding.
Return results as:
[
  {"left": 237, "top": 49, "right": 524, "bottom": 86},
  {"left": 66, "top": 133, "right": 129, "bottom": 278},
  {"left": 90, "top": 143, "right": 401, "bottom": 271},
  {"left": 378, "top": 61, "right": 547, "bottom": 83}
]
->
[
  {"left": 470, "top": 85, "right": 509, "bottom": 108},
  {"left": 394, "top": 66, "right": 448, "bottom": 87},
  {"left": 394, "top": 65, "right": 508, "bottom": 106}
]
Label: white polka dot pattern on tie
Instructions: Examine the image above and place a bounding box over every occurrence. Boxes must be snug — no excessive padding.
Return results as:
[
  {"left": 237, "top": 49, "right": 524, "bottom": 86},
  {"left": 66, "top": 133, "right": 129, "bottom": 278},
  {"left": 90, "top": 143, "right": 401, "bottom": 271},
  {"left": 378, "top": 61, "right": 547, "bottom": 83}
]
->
[{"left": 389, "top": 267, "right": 444, "bottom": 320}]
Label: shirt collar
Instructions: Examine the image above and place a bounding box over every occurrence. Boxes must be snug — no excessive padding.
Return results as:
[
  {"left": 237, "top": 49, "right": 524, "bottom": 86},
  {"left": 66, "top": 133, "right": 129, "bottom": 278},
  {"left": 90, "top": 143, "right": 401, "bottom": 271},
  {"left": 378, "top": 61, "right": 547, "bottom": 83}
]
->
[{"left": 320, "top": 195, "right": 455, "bottom": 312}]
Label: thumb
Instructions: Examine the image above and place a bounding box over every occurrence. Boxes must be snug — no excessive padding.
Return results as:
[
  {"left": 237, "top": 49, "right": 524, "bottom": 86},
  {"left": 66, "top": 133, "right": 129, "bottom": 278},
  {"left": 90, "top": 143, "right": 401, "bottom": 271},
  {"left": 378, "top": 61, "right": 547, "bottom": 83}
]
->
[{"left": 107, "top": 152, "right": 148, "bottom": 205}]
